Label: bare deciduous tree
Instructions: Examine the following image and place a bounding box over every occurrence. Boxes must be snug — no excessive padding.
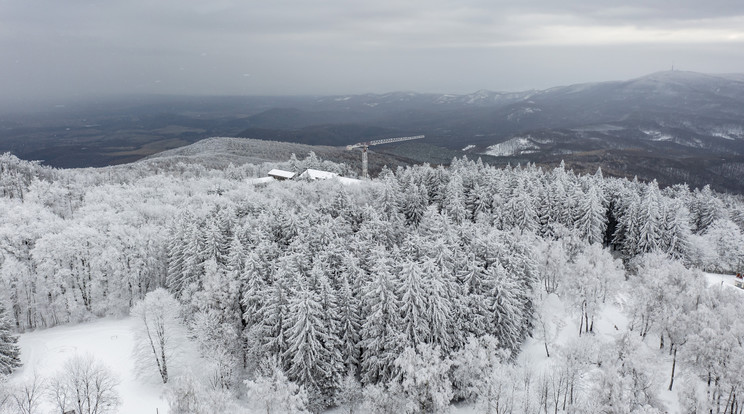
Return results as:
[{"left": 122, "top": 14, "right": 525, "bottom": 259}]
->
[
  {"left": 11, "top": 374, "right": 44, "bottom": 414},
  {"left": 47, "top": 354, "right": 120, "bottom": 414},
  {"left": 132, "top": 288, "right": 182, "bottom": 384}
]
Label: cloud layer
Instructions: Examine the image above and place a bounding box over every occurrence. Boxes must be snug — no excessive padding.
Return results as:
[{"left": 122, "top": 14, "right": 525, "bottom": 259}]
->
[{"left": 1, "top": 0, "right": 743, "bottom": 103}]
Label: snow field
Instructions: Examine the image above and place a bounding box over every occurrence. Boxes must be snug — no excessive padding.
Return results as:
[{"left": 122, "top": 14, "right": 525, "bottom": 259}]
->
[{"left": 10, "top": 317, "right": 175, "bottom": 414}]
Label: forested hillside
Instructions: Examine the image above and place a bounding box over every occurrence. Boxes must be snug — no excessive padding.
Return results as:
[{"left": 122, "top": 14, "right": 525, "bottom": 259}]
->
[{"left": 1, "top": 148, "right": 743, "bottom": 413}]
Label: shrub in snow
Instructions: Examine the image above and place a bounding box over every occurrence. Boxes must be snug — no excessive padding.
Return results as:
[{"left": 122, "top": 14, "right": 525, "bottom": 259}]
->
[
  {"left": 700, "top": 218, "right": 744, "bottom": 273},
  {"left": 450, "top": 335, "right": 508, "bottom": 401},
  {"left": 334, "top": 370, "right": 363, "bottom": 414},
  {"left": 166, "top": 374, "right": 241, "bottom": 414},
  {"left": 361, "top": 382, "right": 412, "bottom": 414},
  {"left": 244, "top": 359, "right": 309, "bottom": 414},
  {"left": 585, "top": 333, "right": 663, "bottom": 413},
  {"left": 394, "top": 344, "right": 453, "bottom": 413}
]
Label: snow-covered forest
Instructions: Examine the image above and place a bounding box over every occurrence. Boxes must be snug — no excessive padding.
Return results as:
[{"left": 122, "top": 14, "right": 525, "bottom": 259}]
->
[{"left": 1, "top": 149, "right": 744, "bottom": 413}]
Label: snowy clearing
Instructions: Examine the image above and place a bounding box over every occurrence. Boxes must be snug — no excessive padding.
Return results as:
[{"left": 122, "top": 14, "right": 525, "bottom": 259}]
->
[
  {"left": 10, "top": 317, "right": 173, "bottom": 414},
  {"left": 705, "top": 272, "right": 744, "bottom": 292}
]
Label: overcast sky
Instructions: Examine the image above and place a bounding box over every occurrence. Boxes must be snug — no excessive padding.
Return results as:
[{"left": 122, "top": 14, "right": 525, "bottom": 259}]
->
[{"left": 1, "top": 0, "right": 743, "bottom": 104}]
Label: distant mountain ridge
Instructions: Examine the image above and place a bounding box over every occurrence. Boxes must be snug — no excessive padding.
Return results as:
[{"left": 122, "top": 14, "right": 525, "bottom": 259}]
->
[{"left": 2, "top": 70, "right": 744, "bottom": 192}]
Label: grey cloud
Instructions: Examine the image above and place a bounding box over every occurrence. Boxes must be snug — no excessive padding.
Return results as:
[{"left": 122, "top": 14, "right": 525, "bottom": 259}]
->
[{"left": 1, "top": 0, "right": 743, "bottom": 105}]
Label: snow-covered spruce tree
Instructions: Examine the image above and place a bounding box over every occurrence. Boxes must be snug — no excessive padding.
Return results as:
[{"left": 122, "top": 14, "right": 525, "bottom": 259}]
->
[
  {"left": 465, "top": 182, "right": 491, "bottom": 222},
  {"left": 0, "top": 303, "right": 21, "bottom": 375},
  {"left": 336, "top": 272, "right": 362, "bottom": 374},
  {"left": 487, "top": 262, "right": 530, "bottom": 355},
  {"left": 691, "top": 184, "right": 725, "bottom": 234},
  {"left": 661, "top": 198, "right": 692, "bottom": 261},
  {"left": 420, "top": 259, "right": 457, "bottom": 352},
  {"left": 260, "top": 263, "right": 293, "bottom": 364},
  {"left": 167, "top": 220, "right": 203, "bottom": 299},
  {"left": 456, "top": 252, "right": 492, "bottom": 339},
  {"left": 635, "top": 181, "right": 664, "bottom": 254},
  {"left": 401, "top": 182, "right": 428, "bottom": 227},
  {"left": 396, "top": 260, "right": 430, "bottom": 348},
  {"left": 284, "top": 281, "right": 343, "bottom": 411},
  {"left": 574, "top": 185, "right": 607, "bottom": 245},
  {"left": 442, "top": 174, "right": 467, "bottom": 225},
  {"left": 360, "top": 248, "right": 401, "bottom": 385}
]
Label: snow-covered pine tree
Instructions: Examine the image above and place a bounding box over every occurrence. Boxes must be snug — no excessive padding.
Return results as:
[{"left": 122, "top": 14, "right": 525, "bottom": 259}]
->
[
  {"left": 443, "top": 174, "right": 467, "bottom": 225},
  {"left": 397, "top": 260, "right": 430, "bottom": 349},
  {"left": 360, "top": 248, "right": 401, "bottom": 385},
  {"left": 457, "top": 253, "right": 492, "bottom": 338},
  {"left": 421, "top": 259, "right": 456, "bottom": 352},
  {"left": 200, "top": 217, "right": 229, "bottom": 266},
  {"left": 226, "top": 232, "right": 246, "bottom": 275},
  {"left": 0, "top": 303, "right": 21, "bottom": 375},
  {"left": 635, "top": 182, "right": 663, "bottom": 254},
  {"left": 167, "top": 222, "right": 202, "bottom": 298},
  {"left": 487, "top": 262, "right": 529, "bottom": 355},
  {"left": 284, "top": 280, "right": 343, "bottom": 411},
  {"left": 401, "top": 182, "right": 428, "bottom": 227},
  {"left": 691, "top": 184, "right": 725, "bottom": 234},
  {"left": 337, "top": 272, "right": 361, "bottom": 374},
  {"left": 261, "top": 265, "right": 292, "bottom": 365},
  {"left": 662, "top": 199, "right": 692, "bottom": 260},
  {"left": 465, "top": 183, "right": 491, "bottom": 222},
  {"left": 574, "top": 185, "right": 607, "bottom": 245},
  {"left": 374, "top": 168, "right": 403, "bottom": 221}
]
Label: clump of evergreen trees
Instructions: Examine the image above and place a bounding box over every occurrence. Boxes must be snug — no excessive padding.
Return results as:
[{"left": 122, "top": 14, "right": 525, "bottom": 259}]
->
[{"left": 1, "top": 151, "right": 743, "bottom": 411}]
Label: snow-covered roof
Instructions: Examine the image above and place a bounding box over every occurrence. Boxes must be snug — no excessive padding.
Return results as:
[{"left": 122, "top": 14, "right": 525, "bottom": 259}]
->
[
  {"left": 299, "top": 168, "right": 338, "bottom": 180},
  {"left": 247, "top": 177, "right": 275, "bottom": 185},
  {"left": 267, "top": 169, "right": 296, "bottom": 179},
  {"left": 299, "top": 169, "right": 361, "bottom": 185},
  {"left": 337, "top": 177, "right": 362, "bottom": 186}
]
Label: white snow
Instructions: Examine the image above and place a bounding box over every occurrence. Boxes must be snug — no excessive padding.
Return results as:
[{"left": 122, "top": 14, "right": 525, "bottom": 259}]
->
[
  {"left": 483, "top": 137, "right": 538, "bottom": 157},
  {"left": 704, "top": 272, "right": 744, "bottom": 292},
  {"left": 300, "top": 168, "right": 338, "bottom": 180},
  {"left": 247, "top": 176, "right": 275, "bottom": 185},
  {"left": 8, "top": 317, "right": 203, "bottom": 414},
  {"left": 336, "top": 176, "right": 362, "bottom": 185},
  {"left": 641, "top": 129, "right": 674, "bottom": 141},
  {"left": 710, "top": 125, "right": 744, "bottom": 140},
  {"left": 572, "top": 124, "right": 625, "bottom": 132},
  {"left": 461, "top": 145, "right": 475, "bottom": 151}
]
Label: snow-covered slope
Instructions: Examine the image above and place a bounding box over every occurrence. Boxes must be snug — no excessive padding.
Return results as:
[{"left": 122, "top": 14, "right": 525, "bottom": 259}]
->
[{"left": 484, "top": 137, "right": 540, "bottom": 156}]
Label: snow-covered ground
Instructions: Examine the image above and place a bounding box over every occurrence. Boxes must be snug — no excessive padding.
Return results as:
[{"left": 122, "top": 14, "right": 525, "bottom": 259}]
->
[
  {"left": 9, "top": 317, "right": 171, "bottom": 414},
  {"left": 704, "top": 272, "right": 744, "bottom": 291},
  {"left": 9, "top": 273, "right": 741, "bottom": 414},
  {"left": 483, "top": 137, "right": 539, "bottom": 156}
]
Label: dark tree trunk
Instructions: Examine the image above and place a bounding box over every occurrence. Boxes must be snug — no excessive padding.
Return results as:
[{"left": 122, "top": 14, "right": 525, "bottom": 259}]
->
[{"left": 669, "top": 346, "right": 677, "bottom": 391}]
